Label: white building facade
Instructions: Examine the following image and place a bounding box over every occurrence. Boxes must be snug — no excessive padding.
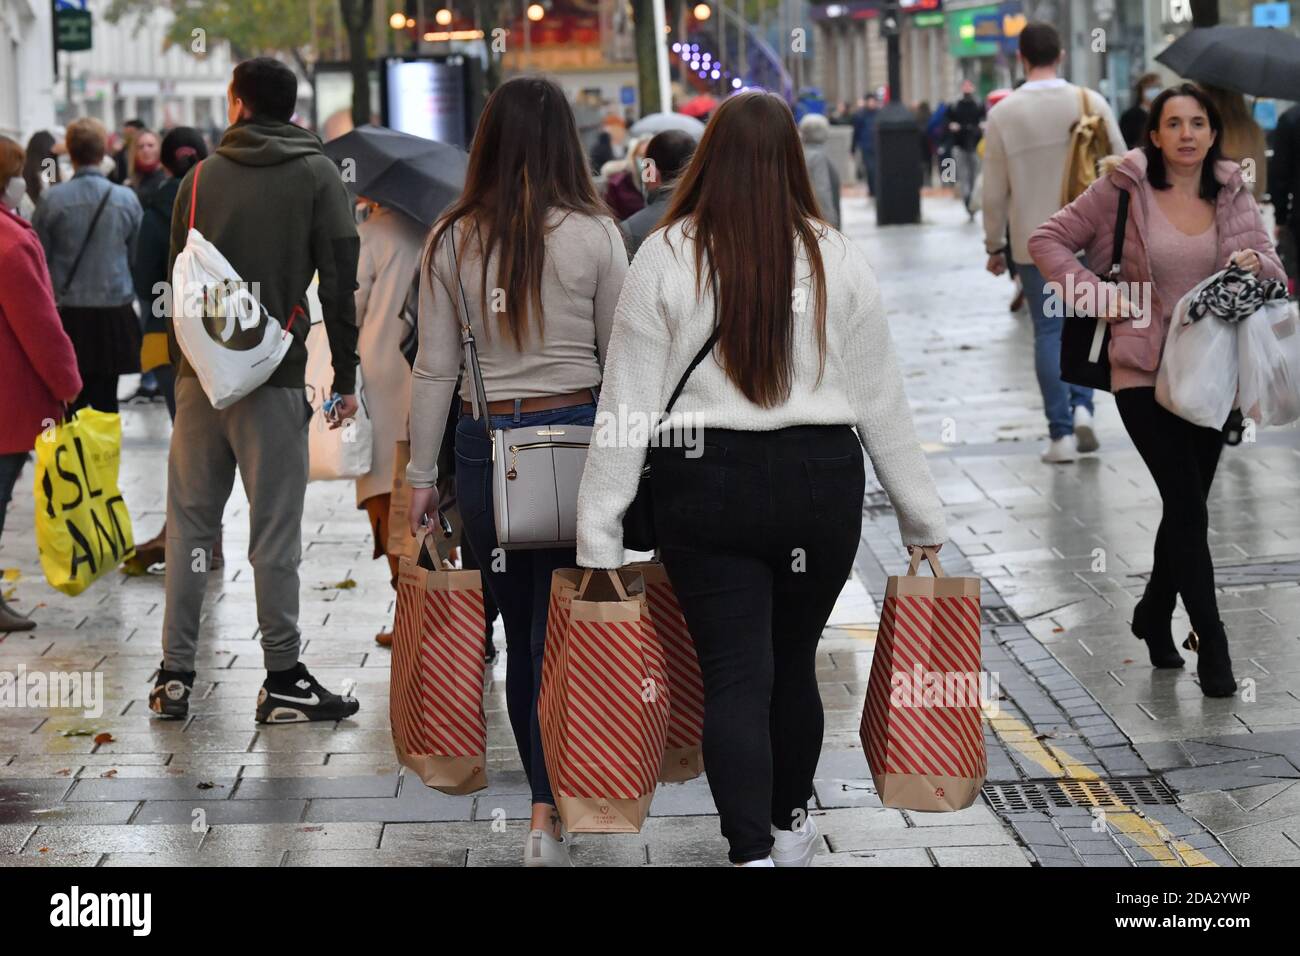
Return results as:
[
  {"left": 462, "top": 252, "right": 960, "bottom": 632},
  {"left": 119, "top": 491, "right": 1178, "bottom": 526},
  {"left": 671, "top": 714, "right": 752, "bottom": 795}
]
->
[
  {"left": 54, "top": 0, "right": 234, "bottom": 138},
  {"left": 0, "top": 0, "right": 58, "bottom": 141}
]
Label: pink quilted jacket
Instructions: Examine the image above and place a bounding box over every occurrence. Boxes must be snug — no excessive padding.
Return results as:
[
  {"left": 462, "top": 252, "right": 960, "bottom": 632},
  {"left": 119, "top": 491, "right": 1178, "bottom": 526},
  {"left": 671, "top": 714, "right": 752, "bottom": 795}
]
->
[{"left": 1028, "top": 148, "right": 1285, "bottom": 385}]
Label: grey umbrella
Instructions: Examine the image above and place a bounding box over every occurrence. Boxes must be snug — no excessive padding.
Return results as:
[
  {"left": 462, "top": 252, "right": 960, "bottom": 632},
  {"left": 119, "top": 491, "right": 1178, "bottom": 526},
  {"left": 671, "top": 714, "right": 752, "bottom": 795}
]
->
[
  {"left": 322, "top": 124, "right": 468, "bottom": 227},
  {"left": 629, "top": 112, "right": 707, "bottom": 140},
  {"left": 1155, "top": 26, "right": 1300, "bottom": 100}
]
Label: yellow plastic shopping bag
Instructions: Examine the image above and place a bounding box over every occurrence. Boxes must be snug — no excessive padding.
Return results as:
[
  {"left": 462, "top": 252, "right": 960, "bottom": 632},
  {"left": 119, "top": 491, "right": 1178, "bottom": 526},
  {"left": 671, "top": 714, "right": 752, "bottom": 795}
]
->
[{"left": 33, "top": 409, "right": 135, "bottom": 596}]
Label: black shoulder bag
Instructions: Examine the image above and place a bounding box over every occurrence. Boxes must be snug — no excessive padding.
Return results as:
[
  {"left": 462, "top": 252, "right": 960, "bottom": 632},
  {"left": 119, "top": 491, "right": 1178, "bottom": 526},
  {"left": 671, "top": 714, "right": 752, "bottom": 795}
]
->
[
  {"left": 622, "top": 309, "right": 720, "bottom": 553},
  {"left": 1059, "top": 187, "right": 1130, "bottom": 392}
]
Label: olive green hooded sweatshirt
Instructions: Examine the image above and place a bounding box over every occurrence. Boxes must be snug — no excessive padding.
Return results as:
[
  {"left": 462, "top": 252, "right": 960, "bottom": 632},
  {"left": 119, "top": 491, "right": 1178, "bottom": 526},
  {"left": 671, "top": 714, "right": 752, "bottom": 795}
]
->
[{"left": 167, "top": 118, "right": 360, "bottom": 393}]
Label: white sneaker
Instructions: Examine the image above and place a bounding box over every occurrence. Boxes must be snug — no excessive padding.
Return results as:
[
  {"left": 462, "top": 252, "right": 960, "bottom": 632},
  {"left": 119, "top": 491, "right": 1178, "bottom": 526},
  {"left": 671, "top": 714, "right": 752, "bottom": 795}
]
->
[
  {"left": 736, "top": 856, "right": 775, "bottom": 867},
  {"left": 1073, "top": 406, "right": 1100, "bottom": 453},
  {"left": 1041, "top": 434, "right": 1078, "bottom": 464},
  {"left": 771, "top": 816, "right": 820, "bottom": 867},
  {"left": 523, "top": 828, "right": 573, "bottom": 867}
]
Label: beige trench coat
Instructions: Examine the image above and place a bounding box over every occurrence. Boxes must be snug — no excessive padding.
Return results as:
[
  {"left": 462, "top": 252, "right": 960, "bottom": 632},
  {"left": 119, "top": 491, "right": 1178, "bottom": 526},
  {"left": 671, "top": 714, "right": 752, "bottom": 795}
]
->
[{"left": 354, "top": 205, "right": 424, "bottom": 505}]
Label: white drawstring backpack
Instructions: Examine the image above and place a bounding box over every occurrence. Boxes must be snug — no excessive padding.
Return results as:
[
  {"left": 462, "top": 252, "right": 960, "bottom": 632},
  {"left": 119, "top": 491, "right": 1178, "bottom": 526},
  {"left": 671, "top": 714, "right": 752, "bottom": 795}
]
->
[{"left": 170, "top": 160, "right": 297, "bottom": 409}]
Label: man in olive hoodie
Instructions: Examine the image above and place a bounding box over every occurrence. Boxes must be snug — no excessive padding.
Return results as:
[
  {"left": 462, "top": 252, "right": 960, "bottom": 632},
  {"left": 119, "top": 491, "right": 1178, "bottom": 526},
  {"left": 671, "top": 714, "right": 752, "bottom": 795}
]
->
[{"left": 152, "top": 57, "right": 361, "bottom": 724}]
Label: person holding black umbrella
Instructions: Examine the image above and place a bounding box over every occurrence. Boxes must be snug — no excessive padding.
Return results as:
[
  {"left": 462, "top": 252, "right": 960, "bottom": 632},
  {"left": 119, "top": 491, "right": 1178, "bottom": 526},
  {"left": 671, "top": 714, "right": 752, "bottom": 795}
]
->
[
  {"left": 352, "top": 197, "right": 423, "bottom": 647},
  {"left": 1271, "top": 101, "right": 1300, "bottom": 285}
]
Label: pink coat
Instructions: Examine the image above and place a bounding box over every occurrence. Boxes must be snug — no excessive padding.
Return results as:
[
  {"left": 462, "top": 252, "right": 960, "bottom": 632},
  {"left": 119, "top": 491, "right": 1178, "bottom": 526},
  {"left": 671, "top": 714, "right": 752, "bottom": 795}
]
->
[
  {"left": 1028, "top": 148, "right": 1285, "bottom": 383},
  {"left": 0, "top": 208, "right": 82, "bottom": 455}
]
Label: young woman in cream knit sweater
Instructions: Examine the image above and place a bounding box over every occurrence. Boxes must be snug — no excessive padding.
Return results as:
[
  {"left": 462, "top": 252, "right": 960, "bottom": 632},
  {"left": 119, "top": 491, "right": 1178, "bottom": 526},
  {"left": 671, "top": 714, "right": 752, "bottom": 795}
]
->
[{"left": 576, "top": 92, "right": 947, "bottom": 867}]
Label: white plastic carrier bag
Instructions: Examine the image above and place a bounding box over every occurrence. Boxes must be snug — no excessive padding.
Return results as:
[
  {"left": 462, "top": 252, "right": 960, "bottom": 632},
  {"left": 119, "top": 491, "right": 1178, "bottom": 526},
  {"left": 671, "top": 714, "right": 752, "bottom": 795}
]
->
[
  {"left": 170, "top": 161, "right": 297, "bottom": 410},
  {"left": 305, "top": 279, "right": 373, "bottom": 481},
  {"left": 1238, "top": 296, "right": 1300, "bottom": 428},
  {"left": 1155, "top": 270, "right": 1239, "bottom": 430}
]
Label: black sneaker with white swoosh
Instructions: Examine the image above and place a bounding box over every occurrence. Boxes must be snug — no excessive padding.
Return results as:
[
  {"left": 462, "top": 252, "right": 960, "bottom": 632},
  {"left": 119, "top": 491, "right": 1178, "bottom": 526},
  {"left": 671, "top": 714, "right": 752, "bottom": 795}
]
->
[
  {"left": 255, "top": 663, "right": 360, "bottom": 724},
  {"left": 149, "top": 664, "right": 194, "bottom": 719}
]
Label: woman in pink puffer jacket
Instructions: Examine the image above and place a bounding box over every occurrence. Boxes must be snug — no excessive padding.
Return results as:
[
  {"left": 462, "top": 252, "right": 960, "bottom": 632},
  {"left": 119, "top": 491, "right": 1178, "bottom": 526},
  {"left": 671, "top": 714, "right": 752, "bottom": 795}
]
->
[{"left": 1029, "top": 83, "right": 1284, "bottom": 699}]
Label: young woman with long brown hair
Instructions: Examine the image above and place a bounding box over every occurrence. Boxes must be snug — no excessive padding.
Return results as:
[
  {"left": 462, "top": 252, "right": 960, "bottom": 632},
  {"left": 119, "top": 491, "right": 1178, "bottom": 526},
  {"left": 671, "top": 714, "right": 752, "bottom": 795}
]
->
[
  {"left": 576, "top": 91, "right": 946, "bottom": 866},
  {"left": 406, "top": 76, "right": 628, "bottom": 867}
]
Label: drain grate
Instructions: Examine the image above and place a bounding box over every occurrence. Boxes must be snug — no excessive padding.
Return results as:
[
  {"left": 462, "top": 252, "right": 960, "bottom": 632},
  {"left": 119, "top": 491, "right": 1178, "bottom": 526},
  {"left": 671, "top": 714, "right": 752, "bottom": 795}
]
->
[
  {"left": 981, "top": 605, "right": 1021, "bottom": 625},
  {"left": 983, "top": 778, "right": 1177, "bottom": 813}
]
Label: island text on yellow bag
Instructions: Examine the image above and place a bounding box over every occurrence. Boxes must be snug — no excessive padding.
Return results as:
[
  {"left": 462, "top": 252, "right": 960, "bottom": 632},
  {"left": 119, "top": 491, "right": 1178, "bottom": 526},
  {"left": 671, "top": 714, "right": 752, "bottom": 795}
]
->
[{"left": 33, "top": 409, "right": 135, "bottom": 597}]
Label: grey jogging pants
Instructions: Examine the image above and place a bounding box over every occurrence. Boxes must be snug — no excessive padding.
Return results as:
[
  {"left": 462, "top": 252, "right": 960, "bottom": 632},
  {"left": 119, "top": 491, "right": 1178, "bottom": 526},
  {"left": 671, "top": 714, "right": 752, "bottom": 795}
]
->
[{"left": 162, "top": 377, "right": 311, "bottom": 673}]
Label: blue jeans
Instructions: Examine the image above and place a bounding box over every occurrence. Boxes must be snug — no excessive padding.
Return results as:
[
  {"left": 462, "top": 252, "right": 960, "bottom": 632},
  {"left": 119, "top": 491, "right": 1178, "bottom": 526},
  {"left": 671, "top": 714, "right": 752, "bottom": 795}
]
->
[
  {"left": 454, "top": 401, "right": 597, "bottom": 807},
  {"left": 0, "top": 453, "right": 26, "bottom": 542},
  {"left": 1018, "top": 261, "right": 1094, "bottom": 440}
]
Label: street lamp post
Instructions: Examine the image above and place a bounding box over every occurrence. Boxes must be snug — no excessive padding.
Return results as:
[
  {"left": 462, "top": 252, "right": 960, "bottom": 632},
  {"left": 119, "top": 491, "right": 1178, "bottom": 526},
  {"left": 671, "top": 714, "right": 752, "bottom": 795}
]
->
[{"left": 652, "top": 0, "right": 671, "bottom": 112}]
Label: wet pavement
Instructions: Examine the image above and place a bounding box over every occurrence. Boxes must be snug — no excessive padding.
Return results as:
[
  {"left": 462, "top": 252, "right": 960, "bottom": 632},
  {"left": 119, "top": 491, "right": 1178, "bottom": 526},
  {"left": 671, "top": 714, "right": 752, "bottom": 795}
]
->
[{"left": 1, "top": 191, "right": 1297, "bottom": 866}]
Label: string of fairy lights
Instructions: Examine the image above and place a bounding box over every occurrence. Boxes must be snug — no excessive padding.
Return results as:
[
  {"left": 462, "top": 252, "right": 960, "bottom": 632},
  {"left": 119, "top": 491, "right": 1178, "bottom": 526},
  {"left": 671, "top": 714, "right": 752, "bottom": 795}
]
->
[{"left": 387, "top": 4, "right": 747, "bottom": 93}]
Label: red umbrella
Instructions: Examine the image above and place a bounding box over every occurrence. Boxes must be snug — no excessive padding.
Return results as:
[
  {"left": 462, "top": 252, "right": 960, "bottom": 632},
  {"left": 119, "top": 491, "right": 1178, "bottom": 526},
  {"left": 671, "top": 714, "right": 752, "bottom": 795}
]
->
[
  {"left": 680, "top": 95, "right": 718, "bottom": 118},
  {"left": 985, "top": 88, "right": 1013, "bottom": 109}
]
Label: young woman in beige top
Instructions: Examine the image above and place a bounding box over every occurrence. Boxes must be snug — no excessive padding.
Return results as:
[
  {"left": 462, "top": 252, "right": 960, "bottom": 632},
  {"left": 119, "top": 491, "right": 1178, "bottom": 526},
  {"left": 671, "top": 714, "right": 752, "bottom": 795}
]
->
[{"left": 406, "top": 77, "right": 628, "bottom": 867}]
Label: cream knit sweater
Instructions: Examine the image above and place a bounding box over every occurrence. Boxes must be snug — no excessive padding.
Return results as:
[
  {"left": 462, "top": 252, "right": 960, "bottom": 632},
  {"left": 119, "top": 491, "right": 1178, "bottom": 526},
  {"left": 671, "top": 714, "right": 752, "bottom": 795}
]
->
[
  {"left": 575, "top": 221, "right": 948, "bottom": 569},
  {"left": 982, "top": 82, "right": 1124, "bottom": 265}
]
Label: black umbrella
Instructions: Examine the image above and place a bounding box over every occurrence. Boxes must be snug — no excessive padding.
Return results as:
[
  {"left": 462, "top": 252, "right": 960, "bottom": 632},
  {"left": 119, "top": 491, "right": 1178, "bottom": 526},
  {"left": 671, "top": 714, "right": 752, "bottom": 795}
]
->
[
  {"left": 1155, "top": 26, "right": 1300, "bottom": 101},
  {"left": 322, "top": 124, "right": 468, "bottom": 227}
]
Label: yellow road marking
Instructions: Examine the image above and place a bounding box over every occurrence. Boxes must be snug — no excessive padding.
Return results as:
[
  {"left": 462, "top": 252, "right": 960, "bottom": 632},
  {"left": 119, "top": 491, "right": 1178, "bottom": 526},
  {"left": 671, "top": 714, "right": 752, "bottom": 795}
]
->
[
  {"left": 827, "top": 625, "right": 877, "bottom": 643},
  {"left": 981, "top": 704, "right": 1214, "bottom": 866}
]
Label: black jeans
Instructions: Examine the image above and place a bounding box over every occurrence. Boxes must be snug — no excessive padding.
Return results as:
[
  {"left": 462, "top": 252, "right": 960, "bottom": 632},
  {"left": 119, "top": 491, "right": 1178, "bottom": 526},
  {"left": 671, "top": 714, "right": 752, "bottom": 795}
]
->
[
  {"left": 1116, "top": 388, "right": 1224, "bottom": 635},
  {"left": 652, "top": 425, "right": 865, "bottom": 863},
  {"left": 454, "top": 402, "right": 597, "bottom": 807},
  {"left": 0, "top": 452, "right": 26, "bottom": 541},
  {"left": 70, "top": 373, "right": 119, "bottom": 415}
]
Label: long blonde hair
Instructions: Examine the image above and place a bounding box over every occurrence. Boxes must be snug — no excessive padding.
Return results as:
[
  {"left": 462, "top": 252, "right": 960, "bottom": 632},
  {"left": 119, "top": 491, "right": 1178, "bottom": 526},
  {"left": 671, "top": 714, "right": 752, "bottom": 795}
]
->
[{"left": 1201, "top": 85, "right": 1267, "bottom": 198}]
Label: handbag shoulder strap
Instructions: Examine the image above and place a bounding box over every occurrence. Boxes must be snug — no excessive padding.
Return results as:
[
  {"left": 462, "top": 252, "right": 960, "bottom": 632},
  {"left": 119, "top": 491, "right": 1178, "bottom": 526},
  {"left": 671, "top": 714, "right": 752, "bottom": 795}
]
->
[
  {"left": 664, "top": 272, "right": 721, "bottom": 416},
  {"left": 58, "top": 184, "right": 113, "bottom": 302},
  {"left": 187, "top": 160, "right": 203, "bottom": 231},
  {"left": 1108, "top": 188, "right": 1131, "bottom": 279},
  {"left": 445, "top": 226, "right": 491, "bottom": 437}
]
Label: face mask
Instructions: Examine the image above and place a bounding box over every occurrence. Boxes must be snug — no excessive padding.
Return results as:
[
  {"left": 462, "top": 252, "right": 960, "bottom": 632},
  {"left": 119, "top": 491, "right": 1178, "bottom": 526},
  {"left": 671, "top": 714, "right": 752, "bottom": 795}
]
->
[
  {"left": 1143, "top": 85, "right": 1161, "bottom": 104},
  {"left": 3, "top": 177, "right": 25, "bottom": 210}
]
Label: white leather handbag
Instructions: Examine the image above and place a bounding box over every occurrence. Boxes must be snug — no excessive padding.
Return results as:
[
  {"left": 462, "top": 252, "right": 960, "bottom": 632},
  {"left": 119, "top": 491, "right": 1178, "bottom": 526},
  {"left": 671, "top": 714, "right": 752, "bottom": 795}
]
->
[{"left": 447, "top": 232, "right": 592, "bottom": 550}]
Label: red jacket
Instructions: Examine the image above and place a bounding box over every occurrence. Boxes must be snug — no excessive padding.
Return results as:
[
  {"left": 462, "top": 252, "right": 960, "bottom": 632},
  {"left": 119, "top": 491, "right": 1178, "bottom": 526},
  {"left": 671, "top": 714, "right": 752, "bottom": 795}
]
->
[
  {"left": 1028, "top": 148, "right": 1285, "bottom": 383},
  {"left": 0, "top": 208, "right": 82, "bottom": 454}
]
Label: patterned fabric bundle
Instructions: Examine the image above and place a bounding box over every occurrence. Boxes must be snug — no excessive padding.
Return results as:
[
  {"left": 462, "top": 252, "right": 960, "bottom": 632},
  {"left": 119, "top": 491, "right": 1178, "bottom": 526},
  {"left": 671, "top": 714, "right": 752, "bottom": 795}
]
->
[{"left": 1188, "top": 265, "right": 1288, "bottom": 324}]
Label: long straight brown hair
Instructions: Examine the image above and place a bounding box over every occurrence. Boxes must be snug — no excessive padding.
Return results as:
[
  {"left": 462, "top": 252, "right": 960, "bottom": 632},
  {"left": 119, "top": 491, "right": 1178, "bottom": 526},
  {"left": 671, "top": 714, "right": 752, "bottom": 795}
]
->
[
  {"left": 425, "top": 76, "right": 608, "bottom": 349},
  {"left": 661, "top": 91, "right": 828, "bottom": 407}
]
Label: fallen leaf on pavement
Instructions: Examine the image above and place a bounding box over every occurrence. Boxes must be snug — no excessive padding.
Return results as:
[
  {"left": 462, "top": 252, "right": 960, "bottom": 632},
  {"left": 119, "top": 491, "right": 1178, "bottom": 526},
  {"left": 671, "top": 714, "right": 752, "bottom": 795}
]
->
[
  {"left": 317, "top": 578, "right": 357, "bottom": 590},
  {"left": 92, "top": 733, "right": 114, "bottom": 745}
]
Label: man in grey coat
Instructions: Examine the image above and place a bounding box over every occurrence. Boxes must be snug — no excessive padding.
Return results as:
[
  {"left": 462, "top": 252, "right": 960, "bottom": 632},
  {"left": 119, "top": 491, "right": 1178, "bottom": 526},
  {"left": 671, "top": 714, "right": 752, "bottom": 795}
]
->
[{"left": 620, "top": 130, "right": 697, "bottom": 256}]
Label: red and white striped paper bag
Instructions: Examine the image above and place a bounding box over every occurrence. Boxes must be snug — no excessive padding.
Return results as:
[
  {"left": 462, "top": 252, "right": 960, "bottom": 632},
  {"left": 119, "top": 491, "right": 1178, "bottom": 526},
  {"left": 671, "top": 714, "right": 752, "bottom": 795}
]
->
[
  {"left": 390, "top": 531, "right": 488, "bottom": 795},
  {"left": 860, "top": 547, "right": 985, "bottom": 812},
  {"left": 622, "top": 562, "right": 705, "bottom": 783},
  {"left": 539, "top": 569, "right": 669, "bottom": 833}
]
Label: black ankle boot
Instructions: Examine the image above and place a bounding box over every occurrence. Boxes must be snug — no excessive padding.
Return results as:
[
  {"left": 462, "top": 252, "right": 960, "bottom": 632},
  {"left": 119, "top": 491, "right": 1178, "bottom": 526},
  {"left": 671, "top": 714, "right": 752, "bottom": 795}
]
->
[
  {"left": 1183, "top": 622, "right": 1237, "bottom": 698},
  {"left": 1131, "top": 600, "right": 1184, "bottom": 668}
]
